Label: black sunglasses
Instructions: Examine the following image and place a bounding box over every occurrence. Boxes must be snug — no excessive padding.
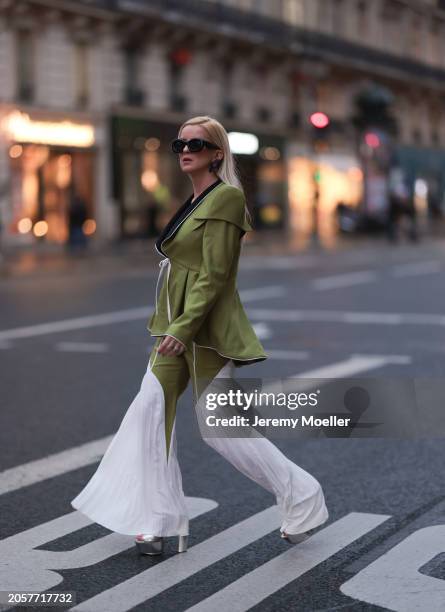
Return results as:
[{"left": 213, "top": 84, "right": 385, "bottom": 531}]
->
[{"left": 171, "top": 138, "right": 220, "bottom": 154}]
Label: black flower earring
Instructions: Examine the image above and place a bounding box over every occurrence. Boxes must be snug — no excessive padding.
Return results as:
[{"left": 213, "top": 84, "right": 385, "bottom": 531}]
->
[{"left": 208, "top": 158, "right": 223, "bottom": 173}]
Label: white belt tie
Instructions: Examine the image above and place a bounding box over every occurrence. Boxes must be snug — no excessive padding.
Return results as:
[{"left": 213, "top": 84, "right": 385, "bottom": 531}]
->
[
  {"left": 155, "top": 257, "right": 172, "bottom": 324},
  {"left": 152, "top": 257, "right": 196, "bottom": 391}
]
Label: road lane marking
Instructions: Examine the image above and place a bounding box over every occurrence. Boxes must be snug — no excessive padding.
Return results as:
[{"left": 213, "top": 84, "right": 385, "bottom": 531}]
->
[
  {"left": 311, "top": 261, "right": 443, "bottom": 290},
  {"left": 0, "top": 286, "right": 284, "bottom": 341},
  {"left": 340, "top": 524, "right": 445, "bottom": 610},
  {"left": 0, "top": 353, "right": 409, "bottom": 496},
  {"left": 247, "top": 308, "right": 445, "bottom": 326},
  {"left": 55, "top": 342, "right": 110, "bottom": 353},
  {"left": 0, "top": 307, "right": 151, "bottom": 341},
  {"left": 252, "top": 322, "right": 273, "bottom": 339},
  {"left": 264, "top": 349, "right": 309, "bottom": 360},
  {"left": 263, "top": 354, "right": 411, "bottom": 396},
  {"left": 72, "top": 512, "right": 390, "bottom": 612},
  {"left": 240, "top": 256, "right": 316, "bottom": 270},
  {"left": 70, "top": 505, "right": 282, "bottom": 612},
  {"left": 391, "top": 260, "right": 442, "bottom": 277},
  {"left": 312, "top": 270, "right": 378, "bottom": 290},
  {"left": 0, "top": 437, "right": 113, "bottom": 496},
  {"left": 0, "top": 497, "right": 217, "bottom": 593},
  {"left": 185, "top": 513, "right": 390, "bottom": 612}
]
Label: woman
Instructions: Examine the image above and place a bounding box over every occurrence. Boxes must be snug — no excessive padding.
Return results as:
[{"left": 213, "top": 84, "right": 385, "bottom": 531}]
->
[{"left": 70, "top": 115, "right": 329, "bottom": 556}]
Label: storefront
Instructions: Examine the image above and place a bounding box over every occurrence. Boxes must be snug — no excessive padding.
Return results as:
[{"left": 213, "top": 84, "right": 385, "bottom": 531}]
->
[
  {"left": 286, "top": 143, "right": 363, "bottom": 247},
  {"left": 0, "top": 109, "right": 100, "bottom": 247},
  {"left": 110, "top": 115, "right": 288, "bottom": 239}
]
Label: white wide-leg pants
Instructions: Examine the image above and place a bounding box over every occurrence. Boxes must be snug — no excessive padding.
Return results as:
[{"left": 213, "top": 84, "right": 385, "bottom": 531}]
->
[{"left": 71, "top": 340, "right": 329, "bottom": 537}]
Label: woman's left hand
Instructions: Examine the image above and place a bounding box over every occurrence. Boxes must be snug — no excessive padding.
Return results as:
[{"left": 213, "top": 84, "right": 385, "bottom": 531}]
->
[{"left": 157, "top": 335, "right": 186, "bottom": 356}]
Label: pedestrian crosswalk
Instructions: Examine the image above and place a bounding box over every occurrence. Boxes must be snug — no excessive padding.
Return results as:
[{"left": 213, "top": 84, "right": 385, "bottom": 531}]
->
[
  {"left": 184, "top": 513, "right": 390, "bottom": 612},
  {"left": 1, "top": 259, "right": 442, "bottom": 610},
  {"left": 0, "top": 350, "right": 438, "bottom": 610},
  {"left": 0, "top": 490, "right": 393, "bottom": 612}
]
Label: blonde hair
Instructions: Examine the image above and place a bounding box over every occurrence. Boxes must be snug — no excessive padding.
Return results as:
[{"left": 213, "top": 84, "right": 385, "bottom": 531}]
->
[{"left": 178, "top": 115, "right": 253, "bottom": 225}]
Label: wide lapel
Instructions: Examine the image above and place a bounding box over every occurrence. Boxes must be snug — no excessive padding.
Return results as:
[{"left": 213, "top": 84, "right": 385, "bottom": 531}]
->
[{"left": 157, "top": 181, "right": 225, "bottom": 255}]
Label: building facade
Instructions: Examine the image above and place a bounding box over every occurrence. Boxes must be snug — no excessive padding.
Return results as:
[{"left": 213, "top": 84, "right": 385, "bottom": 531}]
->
[{"left": 0, "top": 0, "right": 444, "bottom": 250}]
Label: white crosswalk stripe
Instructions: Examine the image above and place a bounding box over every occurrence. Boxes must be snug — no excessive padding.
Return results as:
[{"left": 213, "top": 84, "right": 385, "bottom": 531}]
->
[
  {"left": 70, "top": 511, "right": 390, "bottom": 612},
  {"left": 390, "top": 260, "right": 442, "bottom": 277},
  {"left": 185, "top": 513, "right": 390, "bottom": 612},
  {"left": 0, "top": 286, "right": 284, "bottom": 342},
  {"left": 55, "top": 342, "right": 109, "bottom": 352},
  {"left": 312, "top": 270, "right": 378, "bottom": 290},
  {"left": 251, "top": 322, "right": 273, "bottom": 339},
  {"left": 247, "top": 308, "right": 445, "bottom": 326}
]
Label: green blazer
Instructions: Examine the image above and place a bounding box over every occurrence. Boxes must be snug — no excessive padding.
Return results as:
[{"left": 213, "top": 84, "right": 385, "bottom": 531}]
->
[{"left": 147, "top": 181, "right": 268, "bottom": 367}]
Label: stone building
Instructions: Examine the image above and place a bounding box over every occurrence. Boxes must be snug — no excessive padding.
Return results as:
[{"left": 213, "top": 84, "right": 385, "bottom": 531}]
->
[{"left": 0, "top": 0, "right": 444, "bottom": 250}]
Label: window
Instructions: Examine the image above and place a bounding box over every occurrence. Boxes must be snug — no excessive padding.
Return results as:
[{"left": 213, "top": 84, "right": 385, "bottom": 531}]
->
[
  {"left": 429, "top": 19, "right": 441, "bottom": 64},
  {"left": 124, "top": 46, "right": 145, "bottom": 106},
  {"left": 74, "top": 41, "right": 89, "bottom": 108},
  {"left": 381, "top": 1, "right": 401, "bottom": 54},
  {"left": 220, "top": 58, "right": 236, "bottom": 116},
  {"left": 16, "top": 29, "right": 35, "bottom": 102},
  {"left": 332, "top": 0, "right": 344, "bottom": 35},
  {"left": 169, "top": 60, "right": 187, "bottom": 111},
  {"left": 357, "top": 0, "right": 368, "bottom": 40},
  {"left": 252, "top": 0, "right": 268, "bottom": 15},
  {"left": 221, "top": 58, "right": 234, "bottom": 96},
  {"left": 408, "top": 11, "right": 423, "bottom": 59}
]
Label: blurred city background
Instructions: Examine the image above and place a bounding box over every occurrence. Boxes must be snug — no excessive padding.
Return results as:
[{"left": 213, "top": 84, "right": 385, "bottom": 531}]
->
[{"left": 1, "top": 0, "right": 445, "bottom": 272}]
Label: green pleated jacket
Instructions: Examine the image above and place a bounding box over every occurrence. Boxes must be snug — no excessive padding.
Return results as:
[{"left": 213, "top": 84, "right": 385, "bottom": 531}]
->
[{"left": 146, "top": 181, "right": 268, "bottom": 367}]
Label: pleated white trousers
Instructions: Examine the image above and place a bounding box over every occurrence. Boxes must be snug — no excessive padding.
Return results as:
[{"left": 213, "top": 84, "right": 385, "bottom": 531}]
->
[{"left": 71, "top": 340, "right": 329, "bottom": 538}]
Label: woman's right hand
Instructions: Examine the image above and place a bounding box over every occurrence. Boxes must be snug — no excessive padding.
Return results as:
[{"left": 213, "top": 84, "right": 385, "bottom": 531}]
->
[{"left": 157, "top": 335, "right": 186, "bottom": 356}]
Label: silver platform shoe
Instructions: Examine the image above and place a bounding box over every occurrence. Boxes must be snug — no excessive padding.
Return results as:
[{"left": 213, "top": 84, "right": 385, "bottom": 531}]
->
[
  {"left": 281, "top": 527, "right": 316, "bottom": 544},
  {"left": 135, "top": 534, "right": 188, "bottom": 555}
]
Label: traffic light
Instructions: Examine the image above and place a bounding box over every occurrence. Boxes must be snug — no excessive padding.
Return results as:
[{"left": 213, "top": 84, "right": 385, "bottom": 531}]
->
[
  {"left": 364, "top": 132, "right": 381, "bottom": 148},
  {"left": 309, "top": 112, "right": 331, "bottom": 150},
  {"left": 310, "top": 112, "right": 330, "bottom": 129}
]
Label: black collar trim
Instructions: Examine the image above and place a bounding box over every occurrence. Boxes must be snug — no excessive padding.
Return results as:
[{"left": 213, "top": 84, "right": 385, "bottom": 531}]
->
[{"left": 155, "top": 178, "right": 223, "bottom": 256}]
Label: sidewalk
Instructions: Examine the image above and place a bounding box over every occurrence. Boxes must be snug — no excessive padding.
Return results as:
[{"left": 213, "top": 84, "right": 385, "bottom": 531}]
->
[{"left": 1, "top": 230, "right": 444, "bottom": 279}]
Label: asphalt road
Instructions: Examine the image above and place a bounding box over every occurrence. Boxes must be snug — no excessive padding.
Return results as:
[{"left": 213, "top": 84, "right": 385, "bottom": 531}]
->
[{"left": 1, "top": 237, "right": 445, "bottom": 612}]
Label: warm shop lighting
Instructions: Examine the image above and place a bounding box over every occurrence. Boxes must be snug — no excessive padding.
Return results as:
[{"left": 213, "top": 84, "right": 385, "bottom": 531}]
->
[
  {"left": 228, "top": 132, "right": 259, "bottom": 155},
  {"left": 9, "top": 144, "right": 23, "bottom": 158},
  {"left": 2, "top": 111, "right": 95, "bottom": 147},
  {"left": 33, "top": 220, "right": 48, "bottom": 237},
  {"left": 348, "top": 166, "right": 363, "bottom": 181},
  {"left": 260, "top": 146, "right": 281, "bottom": 160},
  {"left": 83, "top": 219, "right": 96, "bottom": 235},
  {"left": 141, "top": 169, "right": 160, "bottom": 191},
  {"left": 145, "top": 137, "right": 160, "bottom": 151},
  {"left": 18, "top": 217, "right": 33, "bottom": 233}
]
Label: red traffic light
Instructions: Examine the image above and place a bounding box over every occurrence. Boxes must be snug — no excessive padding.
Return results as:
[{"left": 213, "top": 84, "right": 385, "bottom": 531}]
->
[
  {"left": 310, "top": 112, "right": 330, "bottom": 129},
  {"left": 364, "top": 132, "right": 380, "bottom": 148}
]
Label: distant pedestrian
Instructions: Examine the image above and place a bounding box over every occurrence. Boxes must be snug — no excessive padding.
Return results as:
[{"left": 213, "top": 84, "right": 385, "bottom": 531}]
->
[
  {"left": 386, "top": 168, "right": 418, "bottom": 243},
  {"left": 144, "top": 191, "right": 161, "bottom": 237},
  {"left": 67, "top": 193, "right": 88, "bottom": 252}
]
